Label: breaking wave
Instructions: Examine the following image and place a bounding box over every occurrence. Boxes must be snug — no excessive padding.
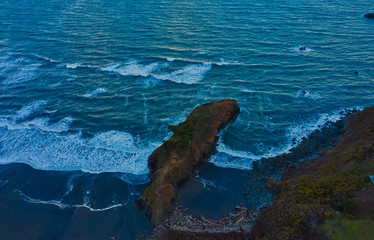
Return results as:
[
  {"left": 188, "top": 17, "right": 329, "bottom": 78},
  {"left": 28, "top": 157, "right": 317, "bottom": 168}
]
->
[
  {"left": 0, "top": 53, "right": 41, "bottom": 85},
  {"left": 296, "top": 89, "right": 322, "bottom": 100},
  {"left": 0, "top": 101, "right": 157, "bottom": 174},
  {"left": 65, "top": 63, "right": 83, "bottom": 69},
  {"left": 210, "top": 107, "right": 362, "bottom": 170},
  {"left": 101, "top": 60, "right": 164, "bottom": 77},
  {"left": 101, "top": 59, "right": 211, "bottom": 84},
  {"left": 157, "top": 63, "right": 212, "bottom": 84},
  {"left": 82, "top": 87, "right": 107, "bottom": 97},
  {"left": 14, "top": 189, "right": 128, "bottom": 212},
  {"left": 216, "top": 58, "right": 238, "bottom": 66}
]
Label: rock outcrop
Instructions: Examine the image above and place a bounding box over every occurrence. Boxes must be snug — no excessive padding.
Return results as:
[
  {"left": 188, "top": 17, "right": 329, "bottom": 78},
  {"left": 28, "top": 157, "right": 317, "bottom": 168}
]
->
[
  {"left": 136, "top": 99, "right": 240, "bottom": 226},
  {"left": 364, "top": 13, "right": 374, "bottom": 19}
]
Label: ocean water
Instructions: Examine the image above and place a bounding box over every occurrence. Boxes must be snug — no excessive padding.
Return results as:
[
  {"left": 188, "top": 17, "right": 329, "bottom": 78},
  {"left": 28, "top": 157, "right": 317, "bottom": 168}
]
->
[{"left": 0, "top": 0, "right": 374, "bottom": 238}]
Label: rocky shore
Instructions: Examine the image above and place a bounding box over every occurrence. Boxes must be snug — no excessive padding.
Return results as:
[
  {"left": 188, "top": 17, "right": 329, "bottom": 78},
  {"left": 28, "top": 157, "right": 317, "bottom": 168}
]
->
[
  {"left": 141, "top": 104, "right": 374, "bottom": 240},
  {"left": 136, "top": 100, "right": 240, "bottom": 226},
  {"left": 147, "top": 205, "right": 254, "bottom": 240},
  {"left": 253, "top": 106, "right": 374, "bottom": 239}
]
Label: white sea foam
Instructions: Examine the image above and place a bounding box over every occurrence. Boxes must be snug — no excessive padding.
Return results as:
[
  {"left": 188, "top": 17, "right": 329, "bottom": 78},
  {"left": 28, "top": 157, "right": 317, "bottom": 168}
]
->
[
  {"left": 216, "top": 58, "right": 238, "bottom": 66},
  {"left": 63, "top": 174, "right": 83, "bottom": 197},
  {"left": 49, "top": 82, "right": 63, "bottom": 87},
  {"left": 142, "top": 77, "right": 160, "bottom": 88},
  {"left": 14, "top": 189, "right": 127, "bottom": 211},
  {"left": 12, "top": 100, "right": 47, "bottom": 120},
  {"left": 198, "top": 176, "right": 227, "bottom": 191},
  {"left": 0, "top": 39, "right": 9, "bottom": 45},
  {"left": 209, "top": 153, "right": 254, "bottom": 170},
  {"left": 0, "top": 54, "right": 12, "bottom": 72},
  {"left": 31, "top": 54, "right": 58, "bottom": 64},
  {"left": 0, "top": 126, "right": 152, "bottom": 174},
  {"left": 157, "top": 63, "right": 212, "bottom": 84},
  {"left": 87, "top": 130, "right": 143, "bottom": 152},
  {"left": 166, "top": 57, "right": 176, "bottom": 62},
  {"left": 0, "top": 104, "right": 153, "bottom": 174},
  {"left": 0, "top": 117, "right": 73, "bottom": 133},
  {"left": 143, "top": 94, "right": 148, "bottom": 124},
  {"left": 83, "top": 87, "right": 107, "bottom": 97},
  {"left": 285, "top": 108, "right": 362, "bottom": 147},
  {"left": 291, "top": 46, "right": 314, "bottom": 53},
  {"left": 0, "top": 102, "right": 153, "bottom": 174},
  {"left": 1, "top": 59, "right": 41, "bottom": 85},
  {"left": 101, "top": 60, "right": 162, "bottom": 77},
  {"left": 101, "top": 63, "right": 121, "bottom": 72},
  {"left": 296, "top": 89, "right": 321, "bottom": 100},
  {"left": 65, "top": 63, "right": 82, "bottom": 69},
  {"left": 34, "top": 117, "right": 73, "bottom": 132},
  {"left": 117, "top": 173, "right": 150, "bottom": 185},
  {"left": 101, "top": 59, "right": 211, "bottom": 84},
  {"left": 0, "top": 101, "right": 58, "bottom": 131},
  {"left": 241, "top": 88, "right": 253, "bottom": 93},
  {"left": 210, "top": 107, "right": 361, "bottom": 170}
]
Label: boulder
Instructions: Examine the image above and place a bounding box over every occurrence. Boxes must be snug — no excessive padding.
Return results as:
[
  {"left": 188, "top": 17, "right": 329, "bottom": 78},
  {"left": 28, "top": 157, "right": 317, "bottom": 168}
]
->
[
  {"left": 136, "top": 99, "right": 240, "bottom": 225},
  {"left": 364, "top": 13, "right": 374, "bottom": 19}
]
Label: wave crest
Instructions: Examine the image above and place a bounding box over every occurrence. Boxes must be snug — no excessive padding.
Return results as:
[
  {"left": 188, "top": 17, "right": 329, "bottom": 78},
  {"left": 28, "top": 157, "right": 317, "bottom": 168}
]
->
[
  {"left": 157, "top": 63, "right": 212, "bottom": 84},
  {"left": 211, "top": 107, "right": 361, "bottom": 170}
]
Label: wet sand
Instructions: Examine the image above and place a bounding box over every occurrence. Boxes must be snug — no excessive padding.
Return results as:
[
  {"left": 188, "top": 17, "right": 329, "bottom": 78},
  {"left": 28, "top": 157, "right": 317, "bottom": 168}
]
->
[
  {"left": 177, "top": 163, "right": 249, "bottom": 220},
  {"left": 0, "top": 163, "right": 152, "bottom": 240}
]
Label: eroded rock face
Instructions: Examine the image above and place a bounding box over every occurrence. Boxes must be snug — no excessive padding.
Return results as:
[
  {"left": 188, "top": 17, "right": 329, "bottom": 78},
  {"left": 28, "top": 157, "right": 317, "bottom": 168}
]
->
[{"left": 136, "top": 99, "right": 240, "bottom": 226}]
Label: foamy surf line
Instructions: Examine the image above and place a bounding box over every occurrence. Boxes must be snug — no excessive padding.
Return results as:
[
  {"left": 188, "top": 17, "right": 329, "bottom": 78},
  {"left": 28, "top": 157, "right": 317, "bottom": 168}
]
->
[
  {"left": 100, "top": 60, "right": 212, "bottom": 84},
  {"left": 0, "top": 54, "right": 41, "bottom": 85},
  {"left": 30, "top": 54, "right": 88, "bottom": 69},
  {"left": 0, "top": 123, "right": 153, "bottom": 174},
  {"left": 163, "top": 56, "right": 240, "bottom": 66},
  {"left": 14, "top": 190, "right": 127, "bottom": 212},
  {"left": 101, "top": 60, "right": 163, "bottom": 77},
  {"left": 155, "top": 63, "right": 211, "bottom": 84},
  {"left": 210, "top": 107, "right": 362, "bottom": 170},
  {"left": 83, "top": 87, "right": 107, "bottom": 97},
  {"left": 0, "top": 101, "right": 155, "bottom": 176}
]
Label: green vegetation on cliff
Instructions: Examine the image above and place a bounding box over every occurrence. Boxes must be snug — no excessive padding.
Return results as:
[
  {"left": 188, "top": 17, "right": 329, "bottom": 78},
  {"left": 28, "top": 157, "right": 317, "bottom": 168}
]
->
[
  {"left": 253, "top": 107, "right": 374, "bottom": 239},
  {"left": 321, "top": 218, "right": 374, "bottom": 240}
]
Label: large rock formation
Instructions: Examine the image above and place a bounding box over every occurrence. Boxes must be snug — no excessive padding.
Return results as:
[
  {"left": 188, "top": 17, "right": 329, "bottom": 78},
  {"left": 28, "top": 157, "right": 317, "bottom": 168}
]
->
[{"left": 136, "top": 99, "right": 240, "bottom": 226}]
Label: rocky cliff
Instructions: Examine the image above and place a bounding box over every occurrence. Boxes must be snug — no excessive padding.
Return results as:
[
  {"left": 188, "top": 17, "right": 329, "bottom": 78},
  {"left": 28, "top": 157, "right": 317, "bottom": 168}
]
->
[{"left": 253, "top": 107, "right": 374, "bottom": 239}]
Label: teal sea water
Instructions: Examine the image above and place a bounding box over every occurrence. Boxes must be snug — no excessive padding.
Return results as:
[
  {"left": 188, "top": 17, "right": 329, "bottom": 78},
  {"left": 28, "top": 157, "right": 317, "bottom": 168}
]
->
[{"left": 0, "top": 0, "right": 373, "bottom": 238}]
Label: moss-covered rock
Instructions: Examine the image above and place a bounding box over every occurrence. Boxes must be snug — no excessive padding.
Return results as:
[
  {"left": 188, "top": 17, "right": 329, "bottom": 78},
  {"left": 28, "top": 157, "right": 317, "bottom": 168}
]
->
[{"left": 136, "top": 100, "right": 240, "bottom": 226}]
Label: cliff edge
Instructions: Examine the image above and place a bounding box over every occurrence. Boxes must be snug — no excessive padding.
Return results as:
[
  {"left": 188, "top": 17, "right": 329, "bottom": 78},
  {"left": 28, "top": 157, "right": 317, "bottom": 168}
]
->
[{"left": 253, "top": 106, "right": 374, "bottom": 239}]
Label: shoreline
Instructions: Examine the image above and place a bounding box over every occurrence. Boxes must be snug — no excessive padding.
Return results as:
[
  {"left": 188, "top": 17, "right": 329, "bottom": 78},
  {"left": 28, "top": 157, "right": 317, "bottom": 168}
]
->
[
  {"left": 0, "top": 107, "right": 370, "bottom": 240},
  {"left": 144, "top": 107, "right": 356, "bottom": 239}
]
